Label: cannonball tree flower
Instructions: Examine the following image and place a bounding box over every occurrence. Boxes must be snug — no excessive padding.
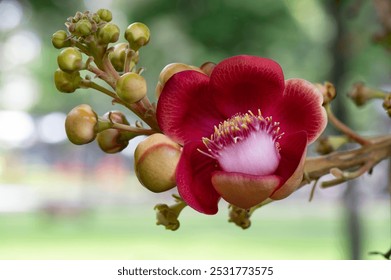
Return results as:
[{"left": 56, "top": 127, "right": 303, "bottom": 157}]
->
[{"left": 156, "top": 55, "right": 327, "bottom": 214}]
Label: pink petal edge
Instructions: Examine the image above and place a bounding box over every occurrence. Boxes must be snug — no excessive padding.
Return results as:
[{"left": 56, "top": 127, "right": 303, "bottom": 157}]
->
[
  {"left": 273, "top": 79, "right": 327, "bottom": 144},
  {"left": 176, "top": 141, "right": 221, "bottom": 214}
]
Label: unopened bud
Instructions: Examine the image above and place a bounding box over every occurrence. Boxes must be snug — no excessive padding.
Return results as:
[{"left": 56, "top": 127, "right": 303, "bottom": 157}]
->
[
  {"left": 383, "top": 94, "right": 391, "bottom": 117},
  {"left": 116, "top": 72, "right": 147, "bottom": 104},
  {"left": 125, "top": 22, "right": 150, "bottom": 51},
  {"left": 97, "top": 9, "right": 112, "bottom": 22},
  {"left": 97, "top": 111, "right": 134, "bottom": 153},
  {"left": 98, "top": 23, "right": 120, "bottom": 44},
  {"left": 75, "top": 19, "right": 92, "bottom": 36},
  {"left": 108, "top": 43, "right": 138, "bottom": 72},
  {"left": 348, "top": 82, "right": 387, "bottom": 107},
  {"left": 52, "top": 30, "right": 71, "bottom": 49},
  {"left": 134, "top": 133, "right": 181, "bottom": 193},
  {"left": 65, "top": 104, "right": 98, "bottom": 145},
  {"left": 57, "top": 47, "right": 83, "bottom": 73},
  {"left": 200, "top": 61, "right": 216, "bottom": 76},
  {"left": 54, "top": 69, "right": 82, "bottom": 93},
  {"left": 156, "top": 63, "right": 203, "bottom": 98},
  {"left": 315, "top": 82, "right": 336, "bottom": 104}
]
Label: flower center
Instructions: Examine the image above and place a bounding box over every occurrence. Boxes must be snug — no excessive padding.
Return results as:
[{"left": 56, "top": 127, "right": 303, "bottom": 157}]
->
[{"left": 200, "top": 110, "right": 283, "bottom": 176}]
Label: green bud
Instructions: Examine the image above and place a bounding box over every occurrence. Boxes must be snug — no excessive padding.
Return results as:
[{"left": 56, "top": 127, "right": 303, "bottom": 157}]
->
[
  {"left": 52, "top": 30, "right": 71, "bottom": 49},
  {"left": 75, "top": 19, "right": 92, "bottom": 36},
  {"left": 116, "top": 72, "right": 147, "bottom": 104},
  {"left": 57, "top": 47, "right": 83, "bottom": 73},
  {"left": 98, "top": 23, "right": 120, "bottom": 44},
  {"left": 65, "top": 104, "right": 98, "bottom": 145},
  {"left": 97, "top": 111, "right": 133, "bottom": 153},
  {"left": 109, "top": 43, "right": 128, "bottom": 71},
  {"left": 97, "top": 9, "right": 112, "bottom": 22},
  {"left": 54, "top": 69, "right": 81, "bottom": 93},
  {"left": 125, "top": 22, "right": 150, "bottom": 51},
  {"left": 109, "top": 43, "right": 139, "bottom": 72}
]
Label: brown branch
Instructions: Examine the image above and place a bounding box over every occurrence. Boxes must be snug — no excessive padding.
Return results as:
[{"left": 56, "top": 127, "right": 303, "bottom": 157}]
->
[{"left": 302, "top": 135, "right": 391, "bottom": 185}]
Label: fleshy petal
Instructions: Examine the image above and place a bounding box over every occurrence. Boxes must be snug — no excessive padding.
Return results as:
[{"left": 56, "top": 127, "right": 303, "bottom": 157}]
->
[
  {"left": 211, "top": 171, "right": 281, "bottom": 209},
  {"left": 156, "top": 71, "right": 224, "bottom": 145},
  {"left": 273, "top": 79, "right": 327, "bottom": 144},
  {"left": 271, "top": 131, "right": 307, "bottom": 199},
  {"left": 210, "top": 55, "right": 285, "bottom": 118},
  {"left": 176, "top": 141, "right": 221, "bottom": 214}
]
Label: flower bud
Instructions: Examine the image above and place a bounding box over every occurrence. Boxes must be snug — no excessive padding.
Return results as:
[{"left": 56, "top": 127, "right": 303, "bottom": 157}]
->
[
  {"left": 315, "top": 82, "right": 336, "bottom": 104},
  {"left": 65, "top": 104, "right": 98, "bottom": 145},
  {"left": 52, "top": 30, "right": 71, "bottom": 49},
  {"left": 97, "top": 111, "right": 133, "bottom": 153},
  {"left": 108, "top": 43, "right": 138, "bottom": 72},
  {"left": 125, "top": 22, "right": 150, "bottom": 51},
  {"left": 156, "top": 63, "right": 203, "bottom": 98},
  {"left": 57, "top": 47, "right": 83, "bottom": 73},
  {"left": 54, "top": 69, "right": 82, "bottom": 93},
  {"left": 116, "top": 72, "right": 147, "bottom": 104},
  {"left": 98, "top": 23, "right": 120, "bottom": 44},
  {"left": 348, "top": 82, "right": 387, "bottom": 107},
  {"left": 75, "top": 19, "right": 92, "bottom": 36},
  {"left": 158, "top": 63, "right": 194, "bottom": 85},
  {"left": 97, "top": 9, "right": 112, "bottom": 22},
  {"left": 383, "top": 94, "right": 391, "bottom": 117},
  {"left": 134, "top": 133, "right": 181, "bottom": 193},
  {"left": 200, "top": 61, "right": 216, "bottom": 76}
]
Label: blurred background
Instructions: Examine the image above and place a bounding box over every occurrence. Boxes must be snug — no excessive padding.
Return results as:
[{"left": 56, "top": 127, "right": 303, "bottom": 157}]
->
[{"left": 0, "top": 0, "right": 390, "bottom": 259}]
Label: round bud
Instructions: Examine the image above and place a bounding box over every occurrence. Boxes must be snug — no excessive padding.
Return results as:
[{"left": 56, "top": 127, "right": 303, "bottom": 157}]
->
[
  {"left": 97, "top": 9, "right": 112, "bottom": 22},
  {"left": 97, "top": 111, "right": 133, "bottom": 153},
  {"left": 98, "top": 23, "right": 120, "bottom": 44},
  {"left": 116, "top": 72, "right": 147, "bottom": 104},
  {"left": 109, "top": 43, "right": 128, "bottom": 71},
  {"left": 52, "top": 30, "right": 71, "bottom": 49},
  {"left": 57, "top": 47, "right": 83, "bottom": 73},
  {"left": 65, "top": 104, "right": 98, "bottom": 145},
  {"left": 125, "top": 22, "right": 150, "bottom": 51},
  {"left": 158, "top": 63, "right": 201, "bottom": 85},
  {"left": 54, "top": 69, "right": 81, "bottom": 93},
  {"left": 200, "top": 61, "right": 216, "bottom": 76},
  {"left": 156, "top": 63, "right": 203, "bottom": 98},
  {"left": 134, "top": 133, "right": 181, "bottom": 193},
  {"left": 75, "top": 19, "right": 92, "bottom": 36}
]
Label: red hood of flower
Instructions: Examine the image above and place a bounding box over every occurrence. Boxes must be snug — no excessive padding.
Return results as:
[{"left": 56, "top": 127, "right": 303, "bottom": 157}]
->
[{"left": 156, "top": 55, "right": 327, "bottom": 214}]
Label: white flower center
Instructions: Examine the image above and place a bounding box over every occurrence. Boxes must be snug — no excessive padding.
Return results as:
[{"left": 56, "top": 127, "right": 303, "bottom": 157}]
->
[{"left": 200, "top": 110, "right": 283, "bottom": 176}]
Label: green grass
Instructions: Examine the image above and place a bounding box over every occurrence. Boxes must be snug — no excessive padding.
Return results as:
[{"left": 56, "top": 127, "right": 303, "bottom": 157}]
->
[{"left": 0, "top": 202, "right": 388, "bottom": 260}]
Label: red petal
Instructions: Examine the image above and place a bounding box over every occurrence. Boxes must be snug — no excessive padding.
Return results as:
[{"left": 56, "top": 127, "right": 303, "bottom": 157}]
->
[
  {"left": 274, "top": 79, "right": 327, "bottom": 144},
  {"left": 271, "top": 131, "right": 307, "bottom": 199},
  {"left": 211, "top": 171, "right": 281, "bottom": 209},
  {"left": 176, "top": 141, "right": 221, "bottom": 214},
  {"left": 156, "top": 71, "right": 223, "bottom": 145},
  {"left": 210, "top": 55, "right": 285, "bottom": 118}
]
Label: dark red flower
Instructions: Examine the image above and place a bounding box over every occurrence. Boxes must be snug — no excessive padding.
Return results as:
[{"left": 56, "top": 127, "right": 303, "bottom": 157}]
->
[{"left": 156, "top": 55, "right": 327, "bottom": 214}]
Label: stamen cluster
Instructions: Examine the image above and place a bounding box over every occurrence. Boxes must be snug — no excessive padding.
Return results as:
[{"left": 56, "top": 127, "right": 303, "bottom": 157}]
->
[{"left": 201, "top": 110, "right": 283, "bottom": 159}]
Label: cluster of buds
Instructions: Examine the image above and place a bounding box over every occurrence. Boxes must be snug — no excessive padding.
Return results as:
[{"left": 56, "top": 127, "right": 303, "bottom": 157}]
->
[
  {"left": 52, "top": 10, "right": 215, "bottom": 230},
  {"left": 52, "top": 10, "right": 157, "bottom": 155}
]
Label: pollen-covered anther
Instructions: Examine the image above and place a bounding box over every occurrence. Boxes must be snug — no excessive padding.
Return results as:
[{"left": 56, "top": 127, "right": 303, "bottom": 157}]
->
[{"left": 199, "top": 110, "right": 284, "bottom": 176}]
